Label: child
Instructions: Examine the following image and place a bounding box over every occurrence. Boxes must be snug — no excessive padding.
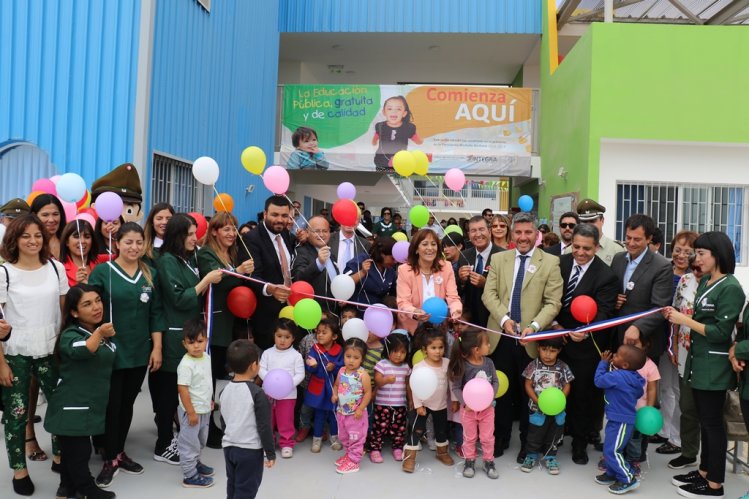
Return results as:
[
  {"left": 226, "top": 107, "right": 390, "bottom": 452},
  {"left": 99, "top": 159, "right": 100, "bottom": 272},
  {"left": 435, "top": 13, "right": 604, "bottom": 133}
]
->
[
  {"left": 367, "top": 333, "right": 411, "bottom": 463},
  {"left": 520, "top": 337, "right": 574, "bottom": 475},
  {"left": 304, "top": 318, "right": 344, "bottom": 453},
  {"left": 449, "top": 329, "right": 500, "bottom": 479},
  {"left": 339, "top": 305, "right": 358, "bottom": 325},
  {"left": 371, "top": 96, "right": 423, "bottom": 172},
  {"left": 331, "top": 338, "right": 372, "bottom": 473},
  {"left": 259, "top": 319, "right": 305, "bottom": 459},
  {"left": 363, "top": 331, "right": 383, "bottom": 391},
  {"left": 220, "top": 340, "right": 275, "bottom": 499},
  {"left": 594, "top": 345, "right": 647, "bottom": 495},
  {"left": 176, "top": 319, "right": 215, "bottom": 488},
  {"left": 287, "top": 127, "right": 329, "bottom": 170},
  {"left": 402, "top": 328, "right": 454, "bottom": 473},
  {"left": 624, "top": 337, "right": 660, "bottom": 475}
]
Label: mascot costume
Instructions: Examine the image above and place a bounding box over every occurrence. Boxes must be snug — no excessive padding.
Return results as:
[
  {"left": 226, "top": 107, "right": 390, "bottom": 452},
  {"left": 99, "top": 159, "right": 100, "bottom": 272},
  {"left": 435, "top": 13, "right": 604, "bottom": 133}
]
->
[{"left": 91, "top": 163, "right": 144, "bottom": 223}]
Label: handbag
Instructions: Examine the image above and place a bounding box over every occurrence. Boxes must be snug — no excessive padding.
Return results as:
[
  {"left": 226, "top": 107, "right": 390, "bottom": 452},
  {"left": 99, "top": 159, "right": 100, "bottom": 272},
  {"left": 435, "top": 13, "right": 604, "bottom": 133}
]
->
[{"left": 724, "top": 389, "right": 748, "bottom": 440}]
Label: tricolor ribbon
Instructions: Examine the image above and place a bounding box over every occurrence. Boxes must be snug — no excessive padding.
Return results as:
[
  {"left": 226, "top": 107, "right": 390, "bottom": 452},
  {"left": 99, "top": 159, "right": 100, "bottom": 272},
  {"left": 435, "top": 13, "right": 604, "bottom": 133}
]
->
[{"left": 204, "top": 284, "right": 214, "bottom": 354}]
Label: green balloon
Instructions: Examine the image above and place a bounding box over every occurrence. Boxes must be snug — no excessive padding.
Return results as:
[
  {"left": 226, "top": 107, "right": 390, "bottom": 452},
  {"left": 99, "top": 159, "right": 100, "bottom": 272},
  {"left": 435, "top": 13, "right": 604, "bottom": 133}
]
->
[
  {"left": 635, "top": 406, "right": 664, "bottom": 436},
  {"left": 444, "top": 224, "right": 463, "bottom": 236},
  {"left": 537, "top": 387, "right": 566, "bottom": 416},
  {"left": 409, "top": 205, "right": 430, "bottom": 228},
  {"left": 293, "top": 298, "right": 322, "bottom": 330}
]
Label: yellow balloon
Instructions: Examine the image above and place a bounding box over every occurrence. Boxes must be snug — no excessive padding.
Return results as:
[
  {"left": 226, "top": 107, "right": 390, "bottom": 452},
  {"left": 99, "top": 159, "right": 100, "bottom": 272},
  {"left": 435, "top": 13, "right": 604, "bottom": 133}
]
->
[
  {"left": 392, "top": 150, "right": 415, "bottom": 177},
  {"left": 412, "top": 150, "right": 429, "bottom": 176},
  {"left": 279, "top": 305, "right": 295, "bottom": 321},
  {"left": 496, "top": 370, "right": 509, "bottom": 398},
  {"left": 241, "top": 146, "right": 266, "bottom": 175},
  {"left": 392, "top": 231, "right": 407, "bottom": 242},
  {"left": 412, "top": 350, "right": 425, "bottom": 365}
]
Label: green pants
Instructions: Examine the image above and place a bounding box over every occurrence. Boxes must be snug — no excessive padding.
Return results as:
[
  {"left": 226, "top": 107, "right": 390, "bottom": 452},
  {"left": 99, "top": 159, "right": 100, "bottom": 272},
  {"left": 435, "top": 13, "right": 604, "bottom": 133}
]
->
[
  {"left": 1, "top": 355, "right": 59, "bottom": 470},
  {"left": 679, "top": 375, "right": 701, "bottom": 460}
]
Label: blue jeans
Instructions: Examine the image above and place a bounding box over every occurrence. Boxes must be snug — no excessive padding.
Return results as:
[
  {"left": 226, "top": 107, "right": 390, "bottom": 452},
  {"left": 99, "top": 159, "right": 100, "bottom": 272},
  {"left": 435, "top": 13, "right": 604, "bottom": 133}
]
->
[
  {"left": 313, "top": 408, "right": 338, "bottom": 438},
  {"left": 224, "top": 446, "right": 264, "bottom": 499}
]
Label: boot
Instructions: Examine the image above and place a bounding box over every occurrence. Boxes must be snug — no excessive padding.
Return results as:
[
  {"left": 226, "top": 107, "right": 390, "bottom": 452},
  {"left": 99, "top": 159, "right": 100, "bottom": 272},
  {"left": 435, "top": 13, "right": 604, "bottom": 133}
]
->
[
  {"left": 435, "top": 442, "right": 454, "bottom": 466},
  {"left": 402, "top": 445, "right": 418, "bottom": 473}
]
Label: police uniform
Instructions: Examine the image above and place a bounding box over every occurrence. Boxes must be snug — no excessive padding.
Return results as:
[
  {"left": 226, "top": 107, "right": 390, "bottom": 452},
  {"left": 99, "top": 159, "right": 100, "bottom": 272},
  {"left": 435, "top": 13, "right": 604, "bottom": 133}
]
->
[
  {"left": 564, "top": 198, "right": 625, "bottom": 266},
  {"left": 0, "top": 198, "right": 31, "bottom": 218}
]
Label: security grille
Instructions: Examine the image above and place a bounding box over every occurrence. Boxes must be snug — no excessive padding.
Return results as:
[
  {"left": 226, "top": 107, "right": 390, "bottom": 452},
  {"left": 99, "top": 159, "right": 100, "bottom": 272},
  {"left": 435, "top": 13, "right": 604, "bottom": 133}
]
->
[{"left": 150, "top": 153, "right": 210, "bottom": 213}]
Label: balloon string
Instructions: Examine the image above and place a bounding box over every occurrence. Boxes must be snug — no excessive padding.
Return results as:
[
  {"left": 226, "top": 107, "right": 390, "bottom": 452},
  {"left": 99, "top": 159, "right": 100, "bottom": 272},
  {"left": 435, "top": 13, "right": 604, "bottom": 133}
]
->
[
  {"left": 108, "top": 231, "right": 113, "bottom": 321},
  {"left": 211, "top": 185, "right": 253, "bottom": 262},
  {"left": 74, "top": 218, "right": 86, "bottom": 267}
]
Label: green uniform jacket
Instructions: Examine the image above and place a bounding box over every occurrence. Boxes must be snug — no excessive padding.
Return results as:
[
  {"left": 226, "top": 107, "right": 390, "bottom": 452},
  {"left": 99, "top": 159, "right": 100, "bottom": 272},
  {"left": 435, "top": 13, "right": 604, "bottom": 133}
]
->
[
  {"left": 731, "top": 305, "right": 749, "bottom": 399},
  {"left": 89, "top": 262, "right": 166, "bottom": 370},
  {"left": 44, "top": 325, "right": 116, "bottom": 436},
  {"left": 156, "top": 252, "right": 203, "bottom": 372},
  {"left": 685, "top": 274, "right": 745, "bottom": 391},
  {"left": 197, "top": 247, "right": 243, "bottom": 348}
]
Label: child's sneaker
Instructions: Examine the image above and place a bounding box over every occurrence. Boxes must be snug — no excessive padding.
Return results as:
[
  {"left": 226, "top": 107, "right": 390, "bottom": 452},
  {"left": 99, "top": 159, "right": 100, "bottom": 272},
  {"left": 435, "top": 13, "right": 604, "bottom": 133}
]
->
[
  {"left": 462, "top": 459, "right": 476, "bottom": 478},
  {"left": 335, "top": 454, "right": 349, "bottom": 467},
  {"left": 628, "top": 461, "right": 641, "bottom": 478},
  {"left": 336, "top": 459, "right": 360, "bottom": 474},
  {"left": 455, "top": 445, "right": 465, "bottom": 459},
  {"left": 281, "top": 447, "right": 293, "bottom": 459},
  {"left": 483, "top": 460, "right": 499, "bottom": 479},
  {"left": 595, "top": 473, "right": 617, "bottom": 485},
  {"left": 311, "top": 437, "right": 322, "bottom": 453},
  {"left": 520, "top": 455, "right": 537, "bottom": 473},
  {"left": 392, "top": 449, "right": 403, "bottom": 461},
  {"left": 369, "top": 450, "right": 384, "bottom": 463},
  {"left": 608, "top": 479, "right": 640, "bottom": 495},
  {"left": 330, "top": 435, "right": 343, "bottom": 451},
  {"left": 598, "top": 456, "right": 607, "bottom": 471},
  {"left": 196, "top": 461, "right": 214, "bottom": 477},
  {"left": 182, "top": 474, "right": 214, "bottom": 488},
  {"left": 545, "top": 457, "right": 560, "bottom": 475}
]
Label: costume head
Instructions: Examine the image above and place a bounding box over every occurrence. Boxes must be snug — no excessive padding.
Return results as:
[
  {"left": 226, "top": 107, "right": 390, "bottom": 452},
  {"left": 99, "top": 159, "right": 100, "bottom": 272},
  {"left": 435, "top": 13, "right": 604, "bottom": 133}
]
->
[{"left": 91, "top": 163, "right": 143, "bottom": 223}]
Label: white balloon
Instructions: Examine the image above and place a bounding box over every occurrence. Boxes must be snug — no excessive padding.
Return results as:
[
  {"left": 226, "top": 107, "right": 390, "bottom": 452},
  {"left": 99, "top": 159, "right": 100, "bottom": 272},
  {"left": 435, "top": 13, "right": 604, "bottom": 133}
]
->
[
  {"left": 341, "top": 318, "right": 368, "bottom": 342},
  {"left": 330, "top": 274, "right": 355, "bottom": 301},
  {"left": 409, "top": 367, "right": 438, "bottom": 400},
  {"left": 192, "top": 156, "right": 219, "bottom": 185}
]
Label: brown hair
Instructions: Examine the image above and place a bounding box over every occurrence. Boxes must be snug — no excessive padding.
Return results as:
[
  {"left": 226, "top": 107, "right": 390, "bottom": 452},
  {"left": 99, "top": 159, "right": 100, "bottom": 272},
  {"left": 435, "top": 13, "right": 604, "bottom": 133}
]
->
[
  {"left": 491, "top": 214, "right": 512, "bottom": 248},
  {"left": 406, "top": 229, "right": 444, "bottom": 275},
  {"left": 670, "top": 230, "right": 699, "bottom": 253},
  {"left": 0, "top": 214, "right": 51, "bottom": 264},
  {"left": 201, "top": 211, "right": 239, "bottom": 267},
  {"left": 143, "top": 203, "right": 175, "bottom": 260}
]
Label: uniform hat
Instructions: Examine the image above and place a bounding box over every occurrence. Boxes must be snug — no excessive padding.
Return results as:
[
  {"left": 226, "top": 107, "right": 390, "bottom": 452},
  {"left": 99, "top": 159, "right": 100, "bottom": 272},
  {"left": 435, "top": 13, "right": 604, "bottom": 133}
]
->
[
  {"left": 91, "top": 163, "right": 142, "bottom": 203},
  {"left": 0, "top": 198, "right": 31, "bottom": 218},
  {"left": 576, "top": 198, "right": 606, "bottom": 221}
]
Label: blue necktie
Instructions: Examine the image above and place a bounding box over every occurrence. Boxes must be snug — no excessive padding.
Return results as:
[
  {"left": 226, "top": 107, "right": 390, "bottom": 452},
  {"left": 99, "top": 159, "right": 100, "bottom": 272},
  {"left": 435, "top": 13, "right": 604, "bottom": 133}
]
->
[
  {"left": 475, "top": 253, "right": 484, "bottom": 275},
  {"left": 510, "top": 255, "right": 528, "bottom": 323}
]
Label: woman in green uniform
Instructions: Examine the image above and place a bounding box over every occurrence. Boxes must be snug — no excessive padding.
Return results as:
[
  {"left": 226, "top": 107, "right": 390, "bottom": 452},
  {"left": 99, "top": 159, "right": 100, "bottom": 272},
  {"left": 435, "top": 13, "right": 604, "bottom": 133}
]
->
[
  {"left": 664, "top": 231, "right": 745, "bottom": 498},
  {"left": 143, "top": 203, "right": 174, "bottom": 266},
  {"left": 89, "top": 222, "right": 166, "bottom": 488},
  {"left": 197, "top": 211, "right": 254, "bottom": 447},
  {"left": 152, "top": 213, "right": 222, "bottom": 464},
  {"left": 45, "top": 284, "right": 116, "bottom": 499}
]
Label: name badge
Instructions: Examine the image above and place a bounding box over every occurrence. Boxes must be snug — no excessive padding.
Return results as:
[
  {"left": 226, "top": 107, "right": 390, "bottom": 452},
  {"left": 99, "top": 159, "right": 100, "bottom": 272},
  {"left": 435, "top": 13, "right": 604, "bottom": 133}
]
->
[
  {"left": 626, "top": 281, "right": 635, "bottom": 291},
  {"left": 527, "top": 265, "right": 537, "bottom": 274}
]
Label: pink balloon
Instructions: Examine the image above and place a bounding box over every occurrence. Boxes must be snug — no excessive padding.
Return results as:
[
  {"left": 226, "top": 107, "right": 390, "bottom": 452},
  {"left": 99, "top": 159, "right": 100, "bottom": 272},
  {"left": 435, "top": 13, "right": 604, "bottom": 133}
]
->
[
  {"left": 444, "top": 168, "right": 466, "bottom": 191},
  {"left": 463, "top": 378, "right": 495, "bottom": 411},
  {"left": 392, "top": 241, "right": 409, "bottom": 263},
  {"left": 363, "top": 304, "right": 393, "bottom": 338},
  {"left": 49, "top": 175, "right": 61, "bottom": 185},
  {"left": 262, "top": 165, "right": 290, "bottom": 195},
  {"left": 32, "top": 178, "right": 57, "bottom": 196},
  {"left": 96, "top": 192, "right": 124, "bottom": 221},
  {"left": 75, "top": 213, "right": 97, "bottom": 228},
  {"left": 61, "top": 200, "right": 77, "bottom": 222}
]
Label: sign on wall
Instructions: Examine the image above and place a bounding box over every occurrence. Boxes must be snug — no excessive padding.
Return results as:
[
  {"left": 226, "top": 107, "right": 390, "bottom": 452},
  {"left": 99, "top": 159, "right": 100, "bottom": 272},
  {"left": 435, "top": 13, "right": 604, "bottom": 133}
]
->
[{"left": 280, "top": 85, "right": 533, "bottom": 176}]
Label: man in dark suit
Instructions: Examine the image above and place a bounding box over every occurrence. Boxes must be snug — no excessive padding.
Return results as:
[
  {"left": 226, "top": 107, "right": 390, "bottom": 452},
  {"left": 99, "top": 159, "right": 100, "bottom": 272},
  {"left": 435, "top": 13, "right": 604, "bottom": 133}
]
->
[
  {"left": 611, "top": 214, "right": 673, "bottom": 359},
  {"left": 545, "top": 211, "right": 579, "bottom": 256},
  {"left": 291, "top": 216, "right": 337, "bottom": 313},
  {"left": 458, "top": 215, "right": 503, "bottom": 329},
  {"left": 238, "top": 195, "right": 294, "bottom": 350},
  {"left": 553, "top": 223, "right": 618, "bottom": 465},
  {"left": 328, "top": 223, "right": 370, "bottom": 274}
]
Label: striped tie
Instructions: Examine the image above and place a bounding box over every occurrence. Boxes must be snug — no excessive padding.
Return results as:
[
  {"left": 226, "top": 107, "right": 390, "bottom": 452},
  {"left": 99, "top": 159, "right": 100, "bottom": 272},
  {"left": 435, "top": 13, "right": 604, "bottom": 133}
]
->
[
  {"left": 510, "top": 255, "right": 528, "bottom": 323},
  {"left": 563, "top": 265, "right": 581, "bottom": 308}
]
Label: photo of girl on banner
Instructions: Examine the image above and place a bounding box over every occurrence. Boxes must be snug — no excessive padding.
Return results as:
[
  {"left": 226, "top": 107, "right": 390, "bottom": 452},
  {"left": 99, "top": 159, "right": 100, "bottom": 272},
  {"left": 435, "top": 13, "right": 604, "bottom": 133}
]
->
[{"left": 371, "top": 96, "right": 423, "bottom": 172}]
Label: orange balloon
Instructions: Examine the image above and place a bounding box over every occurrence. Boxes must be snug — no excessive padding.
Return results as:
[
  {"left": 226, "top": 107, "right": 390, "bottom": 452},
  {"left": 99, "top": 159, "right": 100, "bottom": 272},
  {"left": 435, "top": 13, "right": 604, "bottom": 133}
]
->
[
  {"left": 213, "top": 193, "right": 234, "bottom": 212},
  {"left": 27, "top": 191, "right": 44, "bottom": 206}
]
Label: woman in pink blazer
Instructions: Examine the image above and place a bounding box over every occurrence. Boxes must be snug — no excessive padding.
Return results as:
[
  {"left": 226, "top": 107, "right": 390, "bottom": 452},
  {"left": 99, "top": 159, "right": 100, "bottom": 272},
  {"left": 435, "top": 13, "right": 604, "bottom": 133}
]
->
[{"left": 396, "top": 229, "right": 462, "bottom": 333}]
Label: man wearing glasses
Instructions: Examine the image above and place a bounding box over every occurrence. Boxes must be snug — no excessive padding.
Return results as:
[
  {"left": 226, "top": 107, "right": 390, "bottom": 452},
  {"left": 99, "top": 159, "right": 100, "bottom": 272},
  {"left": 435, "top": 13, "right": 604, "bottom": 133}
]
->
[
  {"left": 372, "top": 207, "right": 396, "bottom": 238},
  {"left": 291, "top": 215, "right": 335, "bottom": 309},
  {"left": 482, "top": 208, "right": 494, "bottom": 224},
  {"left": 545, "top": 212, "right": 579, "bottom": 256},
  {"left": 566, "top": 199, "right": 625, "bottom": 266}
]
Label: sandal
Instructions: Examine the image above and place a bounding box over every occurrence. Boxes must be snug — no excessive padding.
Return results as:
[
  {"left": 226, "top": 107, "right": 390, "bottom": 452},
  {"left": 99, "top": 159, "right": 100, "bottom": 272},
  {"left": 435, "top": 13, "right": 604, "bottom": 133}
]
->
[{"left": 25, "top": 437, "right": 48, "bottom": 461}]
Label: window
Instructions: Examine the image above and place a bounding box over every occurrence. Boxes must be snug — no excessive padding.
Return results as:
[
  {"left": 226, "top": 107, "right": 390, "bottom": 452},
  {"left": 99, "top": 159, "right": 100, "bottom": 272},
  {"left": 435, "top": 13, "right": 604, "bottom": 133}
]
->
[{"left": 151, "top": 153, "right": 211, "bottom": 213}]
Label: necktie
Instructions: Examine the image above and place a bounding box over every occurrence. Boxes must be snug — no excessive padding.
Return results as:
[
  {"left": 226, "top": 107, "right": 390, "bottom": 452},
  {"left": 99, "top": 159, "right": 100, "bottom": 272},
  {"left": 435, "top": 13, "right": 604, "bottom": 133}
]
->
[
  {"left": 475, "top": 253, "right": 484, "bottom": 275},
  {"left": 275, "top": 234, "right": 291, "bottom": 286},
  {"left": 563, "top": 265, "right": 581, "bottom": 308},
  {"left": 510, "top": 255, "right": 528, "bottom": 323},
  {"left": 343, "top": 238, "right": 353, "bottom": 267}
]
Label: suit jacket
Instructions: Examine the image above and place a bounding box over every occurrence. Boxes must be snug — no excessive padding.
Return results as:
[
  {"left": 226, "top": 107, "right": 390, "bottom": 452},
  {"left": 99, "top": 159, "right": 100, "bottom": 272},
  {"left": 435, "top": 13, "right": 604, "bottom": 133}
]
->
[
  {"left": 328, "top": 232, "right": 371, "bottom": 273},
  {"left": 482, "top": 248, "right": 563, "bottom": 358},
  {"left": 460, "top": 244, "right": 503, "bottom": 327},
  {"left": 611, "top": 249, "right": 673, "bottom": 357},
  {"left": 291, "top": 243, "right": 333, "bottom": 310},
  {"left": 543, "top": 243, "right": 562, "bottom": 256},
  {"left": 555, "top": 254, "right": 619, "bottom": 360},
  {"left": 396, "top": 262, "right": 462, "bottom": 333}
]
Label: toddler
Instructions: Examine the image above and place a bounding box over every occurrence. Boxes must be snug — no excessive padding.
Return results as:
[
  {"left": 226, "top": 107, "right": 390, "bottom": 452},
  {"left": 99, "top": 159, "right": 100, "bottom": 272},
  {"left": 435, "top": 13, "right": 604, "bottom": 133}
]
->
[
  {"left": 371, "top": 96, "right": 422, "bottom": 172},
  {"left": 331, "top": 338, "right": 372, "bottom": 473},
  {"left": 624, "top": 336, "right": 660, "bottom": 474},
  {"left": 287, "top": 127, "right": 329, "bottom": 170}
]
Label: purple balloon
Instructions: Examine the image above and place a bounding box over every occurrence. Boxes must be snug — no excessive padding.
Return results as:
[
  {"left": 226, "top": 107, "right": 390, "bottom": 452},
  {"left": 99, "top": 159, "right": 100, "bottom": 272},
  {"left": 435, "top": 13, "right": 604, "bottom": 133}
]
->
[
  {"left": 95, "top": 192, "right": 124, "bottom": 222},
  {"left": 263, "top": 368, "right": 294, "bottom": 399},
  {"left": 337, "top": 182, "right": 356, "bottom": 200},
  {"left": 392, "top": 241, "right": 409, "bottom": 263},
  {"left": 363, "top": 304, "right": 393, "bottom": 338}
]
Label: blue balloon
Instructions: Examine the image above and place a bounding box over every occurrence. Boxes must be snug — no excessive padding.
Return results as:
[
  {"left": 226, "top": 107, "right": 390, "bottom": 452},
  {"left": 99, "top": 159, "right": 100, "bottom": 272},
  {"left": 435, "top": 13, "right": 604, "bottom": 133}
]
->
[
  {"left": 56, "top": 173, "right": 87, "bottom": 203},
  {"left": 422, "top": 297, "right": 448, "bottom": 325},
  {"left": 518, "top": 194, "right": 534, "bottom": 212}
]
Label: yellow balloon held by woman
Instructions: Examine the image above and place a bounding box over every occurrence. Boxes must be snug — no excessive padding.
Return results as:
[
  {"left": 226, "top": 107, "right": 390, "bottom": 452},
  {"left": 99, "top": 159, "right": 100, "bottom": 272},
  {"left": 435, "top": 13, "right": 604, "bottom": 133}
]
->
[
  {"left": 241, "top": 146, "right": 266, "bottom": 175},
  {"left": 411, "top": 150, "right": 429, "bottom": 176},
  {"left": 392, "top": 232, "right": 407, "bottom": 242},
  {"left": 279, "top": 305, "right": 295, "bottom": 321},
  {"left": 496, "top": 370, "right": 509, "bottom": 398},
  {"left": 392, "top": 150, "right": 415, "bottom": 177}
]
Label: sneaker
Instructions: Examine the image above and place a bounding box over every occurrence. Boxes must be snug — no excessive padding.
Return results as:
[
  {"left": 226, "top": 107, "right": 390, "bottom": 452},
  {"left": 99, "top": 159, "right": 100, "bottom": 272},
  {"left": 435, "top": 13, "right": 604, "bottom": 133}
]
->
[
  {"left": 483, "top": 460, "right": 499, "bottom": 479},
  {"left": 330, "top": 435, "right": 343, "bottom": 451},
  {"left": 673, "top": 470, "right": 707, "bottom": 487},
  {"left": 335, "top": 454, "right": 349, "bottom": 467},
  {"left": 182, "top": 474, "right": 214, "bottom": 488},
  {"left": 656, "top": 442, "right": 682, "bottom": 455},
  {"left": 336, "top": 459, "right": 360, "bottom": 474},
  {"left": 609, "top": 479, "right": 640, "bottom": 495},
  {"left": 669, "top": 455, "right": 698, "bottom": 470},
  {"left": 117, "top": 452, "right": 144, "bottom": 475},
  {"left": 677, "top": 482, "right": 724, "bottom": 498},
  {"left": 629, "top": 461, "right": 641, "bottom": 478},
  {"left": 295, "top": 427, "right": 310, "bottom": 443},
  {"left": 95, "top": 460, "right": 119, "bottom": 488},
  {"left": 520, "top": 455, "right": 537, "bottom": 473},
  {"left": 55, "top": 485, "right": 70, "bottom": 499},
  {"left": 280, "top": 447, "right": 293, "bottom": 459},
  {"left": 154, "top": 436, "right": 180, "bottom": 465},
  {"left": 455, "top": 445, "right": 465, "bottom": 459},
  {"left": 369, "top": 450, "right": 384, "bottom": 463},
  {"left": 462, "top": 459, "right": 476, "bottom": 478},
  {"left": 595, "top": 473, "right": 617, "bottom": 485},
  {"left": 311, "top": 437, "right": 322, "bottom": 453},
  {"left": 392, "top": 449, "right": 403, "bottom": 461},
  {"left": 545, "top": 457, "right": 560, "bottom": 475},
  {"left": 196, "top": 461, "right": 214, "bottom": 477},
  {"left": 598, "top": 456, "right": 607, "bottom": 471}
]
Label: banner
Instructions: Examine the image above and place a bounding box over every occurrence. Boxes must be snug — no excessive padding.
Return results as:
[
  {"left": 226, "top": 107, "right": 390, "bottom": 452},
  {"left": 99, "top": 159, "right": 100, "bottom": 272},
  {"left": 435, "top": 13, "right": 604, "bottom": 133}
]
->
[{"left": 280, "top": 85, "right": 533, "bottom": 176}]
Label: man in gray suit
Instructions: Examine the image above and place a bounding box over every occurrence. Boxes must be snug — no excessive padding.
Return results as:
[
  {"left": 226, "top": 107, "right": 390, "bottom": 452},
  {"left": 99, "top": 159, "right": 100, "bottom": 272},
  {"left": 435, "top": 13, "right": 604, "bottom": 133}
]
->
[
  {"left": 329, "top": 223, "right": 371, "bottom": 273},
  {"left": 291, "top": 216, "right": 336, "bottom": 312}
]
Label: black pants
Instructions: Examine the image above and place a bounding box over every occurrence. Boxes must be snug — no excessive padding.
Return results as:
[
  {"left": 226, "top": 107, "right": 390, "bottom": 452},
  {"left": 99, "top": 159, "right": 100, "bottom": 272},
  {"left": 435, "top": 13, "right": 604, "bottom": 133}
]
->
[
  {"left": 208, "top": 346, "right": 228, "bottom": 437},
  {"left": 224, "top": 446, "right": 264, "bottom": 499},
  {"left": 406, "top": 408, "right": 448, "bottom": 446},
  {"left": 150, "top": 370, "right": 179, "bottom": 451},
  {"left": 562, "top": 354, "right": 604, "bottom": 448},
  {"left": 58, "top": 435, "right": 96, "bottom": 496},
  {"left": 526, "top": 413, "right": 563, "bottom": 458},
  {"left": 692, "top": 388, "right": 727, "bottom": 484},
  {"left": 104, "top": 366, "right": 147, "bottom": 460},
  {"left": 491, "top": 337, "right": 532, "bottom": 445}
]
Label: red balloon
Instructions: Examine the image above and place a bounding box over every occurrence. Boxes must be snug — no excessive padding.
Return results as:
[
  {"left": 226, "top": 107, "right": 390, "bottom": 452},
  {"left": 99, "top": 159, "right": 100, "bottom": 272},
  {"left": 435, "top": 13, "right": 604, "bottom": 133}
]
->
[
  {"left": 226, "top": 287, "right": 257, "bottom": 319},
  {"left": 571, "top": 295, "right": 598, "bottom": 324},
  {"left": 332, "top": 199, "right": 358, "bottom": 227},
  {"left": 188, "top": 212, "right": 208, "bottom": 240},
  {"left": 289, "top": 281, "right": 314, "bottom": 306}
]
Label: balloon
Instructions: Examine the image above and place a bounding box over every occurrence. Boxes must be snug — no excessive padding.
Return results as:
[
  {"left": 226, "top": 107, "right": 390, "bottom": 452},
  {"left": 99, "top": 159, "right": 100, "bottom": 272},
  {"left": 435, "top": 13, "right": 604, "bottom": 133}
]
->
[
  {"left": 96, "top": 192, "right": 124, "bottom": 221},
  {"left": 392, "top": 150, "right": 415, "bottom": 176},
  {"left": 635, "top": 406, "right": 664, "bottom": 436},
  {"left": 226, "top": 287, "right": 258, "bottom": 319},
  {"left": 75, "top": 213, "right": 96, "bottom": 228},
  {"left": 538, "top": 387, "right": 566, "bottom": 416},
  {"left": 336, "top": 182, "right": 356, "bottom": 200},
  {"left": 80, "top": 207, "right": 98, "bottom": 221},
  {"left": 463, "top": 378, "right": 495, "bottom": 411},
  {"left": 332, "top": 199, "right": 358, "bottom": 227},
  {"left": 49, "top": 175, "right": 61, "bottom": 185},
  {"left": 409, "top": 367, "right": 438, "bottom": 400},
  {"left": 289, "top": 281, "right": 314, "bottom": 305},
  {"left": 213, "top": 193, "right": 234, "bottom": 213},
  {"left": 422, "top": 296, "right": 448, "bottom": 325},
  {"left": 241, "top": 146, "right": 267, "bottom": 175},
  {"left": 61, "top": 200, "right": 77, "bottom": 222},
  {"left": 279, "top": 305, "right": 295, "bottom": 321},
  {"left": 32, "top": 178, "right": 56, "bottom": 196},
  {"left": 412, "top": 350, "right": 425, "bottom": 365},
  {"left": 262, "top": 165, "right": 290, "bottom": 195},
  {"left": 56, "top": 173, "right": 87, "bottom": 203},
  {"left": 392, "top": 241, "right": 409, "bottom": 264},
  {"left": 444, "top": 168, "right": 466, "bottom": 191},
  {"left": 412, "top": 150, "right": 429, "bottom": 176},
  {"left": 444, "top": 224, "right": 463, "bottom": 236},
  {"left": 330, "top": 274, "right": 355, "bottom": 301},
  {"left": 262, "top": 368, "right": 294, "bottom": 399},
  {"left": 496, "top": 370, "right": 509, "bottom": 398},
  {"left": 392, "top": 231, "right": 407, "bottom": 242},
  {"left": 293, "top": 298, "right": 322, "bottom": 330},
  {"left": 76, "top": 190, "right": 91, "bottom": 209},
  {"left": 518, "top": 195, "right": 534, "bottom": 212},
  {"left": 342, "top": 318, "right": 369, "bottom": 342},
  {"left": 571, "top": 295, "right": 598, "bottom": 324},
  {"left": 188, "top": 212, "right": 208, "bottom": 239},
  {"left": 363, "top": 304, "right": 393, "bottom": 338},
  {"left": 409, "top": 205, "right": 429, "bottom": 228},
  {"left": 192, "top": 156, "right": 219, "bottom": 185},
  {"left": 26, "top": 191, "right": 44, "bottom": 206}
]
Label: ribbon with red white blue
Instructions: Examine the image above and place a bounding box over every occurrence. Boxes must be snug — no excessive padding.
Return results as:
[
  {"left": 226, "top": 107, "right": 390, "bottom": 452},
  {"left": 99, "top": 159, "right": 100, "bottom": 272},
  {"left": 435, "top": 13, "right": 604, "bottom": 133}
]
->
[{"left": 204, "top": 284, "right": 214, "bottom": 354}]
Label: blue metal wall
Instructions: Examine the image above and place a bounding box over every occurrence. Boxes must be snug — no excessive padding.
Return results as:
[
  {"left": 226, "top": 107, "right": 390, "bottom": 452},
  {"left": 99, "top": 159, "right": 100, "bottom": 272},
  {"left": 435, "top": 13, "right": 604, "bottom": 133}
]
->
[
  {"left": 0, "top": 0, "right": 141, "bottom": 201},
  {"left": 149, "top": 0, "right": 280, "bottom": 219},
  {"left": 279, "top": 0, "right": 541, "bottom": 34}
]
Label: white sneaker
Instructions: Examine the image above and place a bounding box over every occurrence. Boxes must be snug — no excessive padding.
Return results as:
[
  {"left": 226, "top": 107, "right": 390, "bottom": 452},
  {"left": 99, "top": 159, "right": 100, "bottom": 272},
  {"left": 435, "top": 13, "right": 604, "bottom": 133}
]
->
[
  {"left": 311, "top": 437, "right": 322, "bottom": 453},
  {"left": 330, "top": 435, "right": 343, "bottom": 451},
  {"left": 281, "top": 447, "right": 293, "bottom": 458}
]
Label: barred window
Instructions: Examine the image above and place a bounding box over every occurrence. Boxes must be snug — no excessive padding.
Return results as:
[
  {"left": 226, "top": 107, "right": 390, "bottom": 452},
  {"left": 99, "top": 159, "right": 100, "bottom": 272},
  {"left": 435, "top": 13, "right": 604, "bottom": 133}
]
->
[{"left": 150, "top": 153, "right": 210, "bottom": 213}]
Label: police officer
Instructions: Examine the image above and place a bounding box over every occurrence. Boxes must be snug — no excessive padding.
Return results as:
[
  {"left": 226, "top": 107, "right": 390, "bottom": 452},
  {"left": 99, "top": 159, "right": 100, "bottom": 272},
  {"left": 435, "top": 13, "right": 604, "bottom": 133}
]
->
[{"left": 565, "top": 198, "right": 624, "bottom": 266}]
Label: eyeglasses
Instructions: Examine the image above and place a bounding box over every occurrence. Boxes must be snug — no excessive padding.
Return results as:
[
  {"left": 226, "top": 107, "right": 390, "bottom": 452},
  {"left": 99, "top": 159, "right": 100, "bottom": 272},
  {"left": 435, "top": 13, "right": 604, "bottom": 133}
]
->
[
  {"left": 672, "top": 248, "right": 694, "bottom": 257},
  {"left": 492, "top": 224, "right": 507, "bottom": 229},
  {"left": 559, "top": 223, "right": 576, "bottom": 229},
  {"left": 483, "top": 213, "right": 493, "bottom": 218},
  {"left": 383, "top": 212, "right": 391, "bottom": 216}
]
